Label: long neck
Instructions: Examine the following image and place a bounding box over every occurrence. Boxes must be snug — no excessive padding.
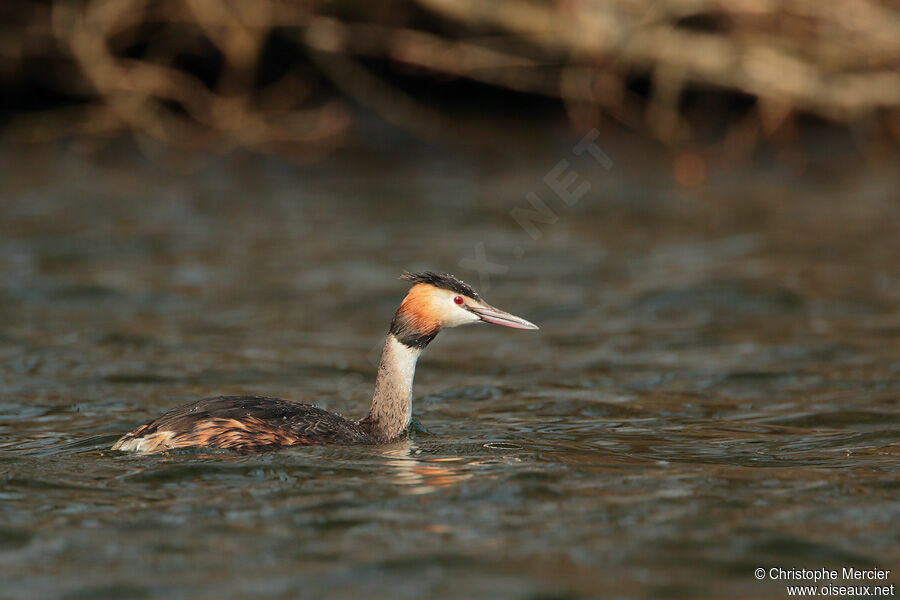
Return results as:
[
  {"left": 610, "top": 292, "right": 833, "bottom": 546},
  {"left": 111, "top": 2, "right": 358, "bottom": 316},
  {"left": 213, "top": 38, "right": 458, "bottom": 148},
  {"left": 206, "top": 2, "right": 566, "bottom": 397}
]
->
[{"left": 362, "top": 334, "right": 422, "bottom": 442}]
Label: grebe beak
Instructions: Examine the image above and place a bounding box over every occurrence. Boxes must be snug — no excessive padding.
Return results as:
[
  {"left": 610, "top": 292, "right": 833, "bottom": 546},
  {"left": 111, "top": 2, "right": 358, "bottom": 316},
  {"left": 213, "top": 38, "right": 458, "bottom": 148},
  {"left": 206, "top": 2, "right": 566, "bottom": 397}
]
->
[{"left": 469, "top": 304, "right": 539, "bottom": 330}]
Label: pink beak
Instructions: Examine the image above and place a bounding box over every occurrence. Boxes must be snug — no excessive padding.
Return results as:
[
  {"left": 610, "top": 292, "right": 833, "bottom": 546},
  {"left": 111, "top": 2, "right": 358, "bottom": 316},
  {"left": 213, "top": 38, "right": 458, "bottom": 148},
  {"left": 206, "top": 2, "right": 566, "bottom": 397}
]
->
[{"left": 469, "top": 305, "right": 539, "bottom": 330}]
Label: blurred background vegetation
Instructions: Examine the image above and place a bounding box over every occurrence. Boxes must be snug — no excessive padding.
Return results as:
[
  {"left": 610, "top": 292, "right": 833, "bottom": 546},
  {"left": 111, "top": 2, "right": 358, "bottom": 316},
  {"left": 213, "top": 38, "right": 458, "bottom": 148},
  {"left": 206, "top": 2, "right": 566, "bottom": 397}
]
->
[{"left": 1, "top": 0, "right": 899, "bottom": 159}]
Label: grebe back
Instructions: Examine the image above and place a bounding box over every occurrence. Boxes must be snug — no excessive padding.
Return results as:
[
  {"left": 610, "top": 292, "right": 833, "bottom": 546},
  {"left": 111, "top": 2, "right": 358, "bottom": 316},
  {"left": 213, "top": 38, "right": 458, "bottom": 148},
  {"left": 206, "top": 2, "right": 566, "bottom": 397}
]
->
[{"left": 112, "top": 271, "right": 538, "bottom": 453}]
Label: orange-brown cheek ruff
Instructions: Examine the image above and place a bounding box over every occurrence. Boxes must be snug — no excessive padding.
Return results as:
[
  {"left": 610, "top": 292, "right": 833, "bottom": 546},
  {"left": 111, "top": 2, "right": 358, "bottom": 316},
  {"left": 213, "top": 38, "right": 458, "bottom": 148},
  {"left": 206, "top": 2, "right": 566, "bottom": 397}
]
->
[{"left": 389, "top": 284, "right": 445, "bottom": 348}]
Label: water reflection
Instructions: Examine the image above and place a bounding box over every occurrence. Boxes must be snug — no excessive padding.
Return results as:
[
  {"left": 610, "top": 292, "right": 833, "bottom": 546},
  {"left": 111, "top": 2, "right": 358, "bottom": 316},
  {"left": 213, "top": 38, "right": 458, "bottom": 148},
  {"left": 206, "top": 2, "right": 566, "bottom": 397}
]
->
[{"left": 374, "top": 439, "right": 471, "bottom": 495}]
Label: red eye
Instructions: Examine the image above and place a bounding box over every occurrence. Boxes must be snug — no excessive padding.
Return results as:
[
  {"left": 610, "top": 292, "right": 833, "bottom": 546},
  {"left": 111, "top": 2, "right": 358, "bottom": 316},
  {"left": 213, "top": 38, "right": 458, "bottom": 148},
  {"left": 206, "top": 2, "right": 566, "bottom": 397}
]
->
[{"left": 454, "top": 296, "right": 464, "bottom": 305}]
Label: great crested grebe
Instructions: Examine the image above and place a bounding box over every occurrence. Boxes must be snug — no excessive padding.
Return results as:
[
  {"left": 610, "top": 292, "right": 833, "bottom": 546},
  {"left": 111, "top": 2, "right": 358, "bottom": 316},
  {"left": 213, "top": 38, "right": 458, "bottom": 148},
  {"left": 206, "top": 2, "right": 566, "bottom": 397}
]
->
[{"left": 112, "top": 271, "right": 538, "bottom": 453}]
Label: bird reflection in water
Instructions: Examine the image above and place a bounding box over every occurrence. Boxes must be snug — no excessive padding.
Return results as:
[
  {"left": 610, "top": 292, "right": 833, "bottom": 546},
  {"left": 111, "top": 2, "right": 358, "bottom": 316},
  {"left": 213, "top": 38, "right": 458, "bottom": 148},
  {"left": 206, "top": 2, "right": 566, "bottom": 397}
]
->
[{"left": 373, "top": 438, "right": 470, "bottom": 495}]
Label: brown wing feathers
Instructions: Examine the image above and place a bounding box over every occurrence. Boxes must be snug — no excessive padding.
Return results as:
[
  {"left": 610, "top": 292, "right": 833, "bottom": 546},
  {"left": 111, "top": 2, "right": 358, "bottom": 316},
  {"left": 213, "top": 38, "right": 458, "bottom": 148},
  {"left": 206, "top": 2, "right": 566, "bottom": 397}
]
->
[{"left": 113, "top": 396, "right": 369, "bottom": 452}]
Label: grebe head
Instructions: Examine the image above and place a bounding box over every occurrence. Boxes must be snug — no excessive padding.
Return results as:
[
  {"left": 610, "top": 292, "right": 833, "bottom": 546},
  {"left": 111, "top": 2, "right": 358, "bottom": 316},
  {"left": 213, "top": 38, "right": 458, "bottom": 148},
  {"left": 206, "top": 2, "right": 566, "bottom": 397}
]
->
[{"left": 390, "top": 271, "right": 538, "bottom": 348}]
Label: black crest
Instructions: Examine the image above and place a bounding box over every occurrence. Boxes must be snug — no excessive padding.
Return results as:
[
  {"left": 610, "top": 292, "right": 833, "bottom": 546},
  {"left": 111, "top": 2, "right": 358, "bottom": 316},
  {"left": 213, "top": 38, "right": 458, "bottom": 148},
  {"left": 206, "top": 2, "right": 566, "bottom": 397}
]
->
[{"left": 401, "top": 271, "right": 480, "bottom": 300}]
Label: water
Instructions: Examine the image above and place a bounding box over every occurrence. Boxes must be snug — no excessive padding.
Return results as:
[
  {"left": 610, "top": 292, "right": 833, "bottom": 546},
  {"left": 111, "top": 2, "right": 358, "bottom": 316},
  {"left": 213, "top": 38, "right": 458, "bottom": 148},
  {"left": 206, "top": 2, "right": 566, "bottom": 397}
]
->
[{"left": 1, "top": 136, "right": 898, "bottom": 599}]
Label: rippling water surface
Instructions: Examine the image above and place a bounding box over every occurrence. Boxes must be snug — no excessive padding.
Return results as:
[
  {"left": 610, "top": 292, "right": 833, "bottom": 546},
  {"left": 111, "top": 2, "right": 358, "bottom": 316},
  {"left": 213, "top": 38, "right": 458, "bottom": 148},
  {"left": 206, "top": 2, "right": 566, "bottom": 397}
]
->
[{"left": 1, "top": 137, "right": 898, "bottom": 599}]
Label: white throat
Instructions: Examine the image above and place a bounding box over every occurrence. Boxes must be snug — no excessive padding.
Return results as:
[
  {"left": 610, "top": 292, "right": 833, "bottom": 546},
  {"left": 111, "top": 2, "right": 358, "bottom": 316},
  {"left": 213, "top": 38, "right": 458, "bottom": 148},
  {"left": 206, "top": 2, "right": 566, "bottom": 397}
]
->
[{"left": 364, "top": 335, "right": 422, "bottom": 441}]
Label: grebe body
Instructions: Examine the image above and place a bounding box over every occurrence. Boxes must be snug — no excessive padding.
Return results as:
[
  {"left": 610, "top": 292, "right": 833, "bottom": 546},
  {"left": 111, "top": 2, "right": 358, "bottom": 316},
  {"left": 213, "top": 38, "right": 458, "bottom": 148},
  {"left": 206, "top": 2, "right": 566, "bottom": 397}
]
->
[
  {"left": 112, "top": 272, "right": 537, "bottom": 453},
  {"left": 112, "top": 396, "right": 370, "bottom": 452}
]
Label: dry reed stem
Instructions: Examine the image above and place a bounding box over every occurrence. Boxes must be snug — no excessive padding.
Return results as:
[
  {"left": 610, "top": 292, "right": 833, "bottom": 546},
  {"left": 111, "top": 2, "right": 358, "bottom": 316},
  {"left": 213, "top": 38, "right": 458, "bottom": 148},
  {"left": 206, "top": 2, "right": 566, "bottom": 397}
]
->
[{"left": 1, "top": 0, "right": 896, "bottom": 152}]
